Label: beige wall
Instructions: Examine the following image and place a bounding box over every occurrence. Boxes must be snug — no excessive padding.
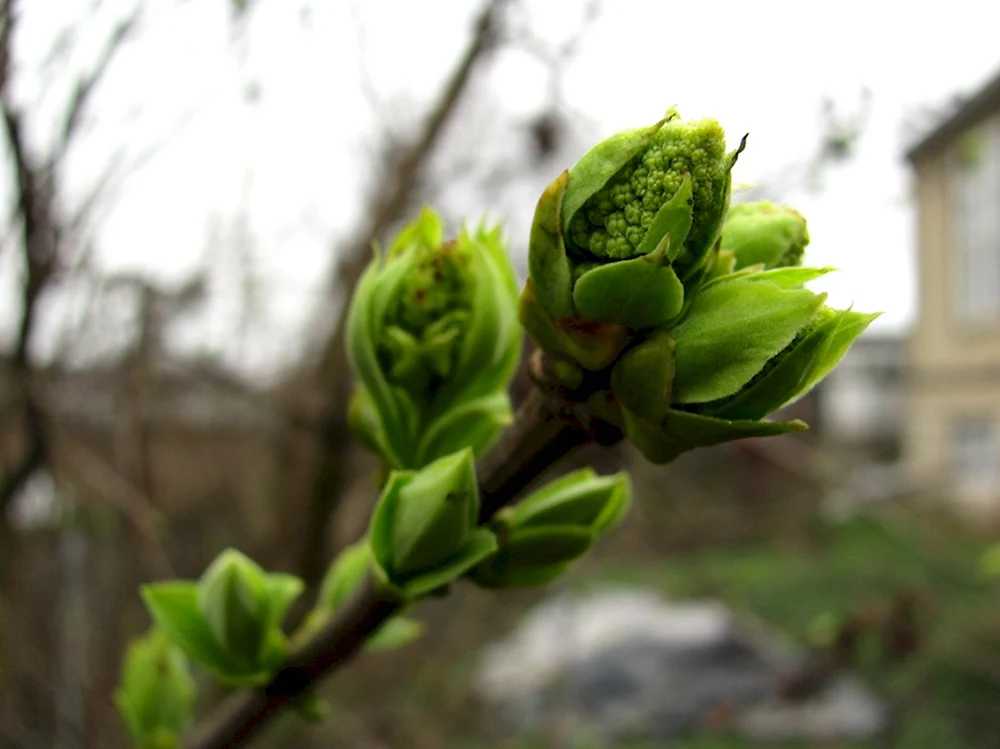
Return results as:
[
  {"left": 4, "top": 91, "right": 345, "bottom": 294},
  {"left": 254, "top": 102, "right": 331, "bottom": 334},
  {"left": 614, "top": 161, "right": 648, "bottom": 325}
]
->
[
  {"left": 908, "top": 110, "right": 1000, "bottom": 512},
  {"left": 905, "top": 379, "right": 1000, "bottom": 507},
  {"left": 911, "top": 116, "right": 1000, "bottom": 371}
]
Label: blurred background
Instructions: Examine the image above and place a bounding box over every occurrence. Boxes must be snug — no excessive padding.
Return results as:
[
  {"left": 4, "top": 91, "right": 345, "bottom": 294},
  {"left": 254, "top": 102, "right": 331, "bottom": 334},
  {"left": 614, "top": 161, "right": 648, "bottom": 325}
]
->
[{"left": 1, "top": 1, "right": 1000, "bottom": 747}]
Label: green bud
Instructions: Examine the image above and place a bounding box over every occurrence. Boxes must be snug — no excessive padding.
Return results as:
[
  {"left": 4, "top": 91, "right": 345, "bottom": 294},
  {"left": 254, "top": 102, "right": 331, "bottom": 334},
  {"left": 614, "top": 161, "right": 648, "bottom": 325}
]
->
[
  {"left": 506, "top": 468, "right": 632, "bottom": 535},
  {"left": 722, "top": 202, "right": 810, "bottom": 270},
  {"left": 142, "top": 549, "right": 302, "bottom": 685},
  {"left": 347, "top": 208, "right": 521, "bottom": 468},
  {"left": 523, "top": 109, "right": 745, "bottom": 371},
  {"left": 318, "top": 541, "right": 371, "bottom": 612},
  {"left": 197, "top": 550, "right": 273, "bottom": 668},
  {"left": 116, "top": 629, "right": 195, "bottom": 749},
  {"left": 470, "top": 470, "right": 631, "bottom": 589},
  {"left": 469, "top": 527, "right": 593, "bottom": 589},
  {"left": 369, "top": 449, "right": 497, "bottom": 597}
]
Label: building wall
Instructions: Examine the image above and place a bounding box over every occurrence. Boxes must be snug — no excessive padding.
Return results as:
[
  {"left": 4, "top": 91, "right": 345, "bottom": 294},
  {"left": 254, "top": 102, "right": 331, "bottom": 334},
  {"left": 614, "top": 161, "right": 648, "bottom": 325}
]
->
[{"left": 907, "top": 109, "right": 1000, "bottom": 512}]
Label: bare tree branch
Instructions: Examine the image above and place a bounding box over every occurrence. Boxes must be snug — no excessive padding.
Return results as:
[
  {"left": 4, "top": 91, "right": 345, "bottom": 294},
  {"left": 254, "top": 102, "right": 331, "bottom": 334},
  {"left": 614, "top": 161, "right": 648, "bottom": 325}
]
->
[
  {"left": 53, "top": 11, "right": 138, "bottom": 161},
  {"left": 0, "top": 1, "right": 56, "bottom": 513},
  {"left": 59, "top": 440, "right": 175, "bottom": 581},
  {"left": 293, "top": 0, "right": 511, "bottom": 588}
]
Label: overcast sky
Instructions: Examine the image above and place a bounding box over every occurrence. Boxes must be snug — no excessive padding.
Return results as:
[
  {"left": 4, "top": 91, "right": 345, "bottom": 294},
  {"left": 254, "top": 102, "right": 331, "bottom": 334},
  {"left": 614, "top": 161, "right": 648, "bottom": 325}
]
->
[{"left": 3, "top": 0, "right": 1000, "bottom": 379}]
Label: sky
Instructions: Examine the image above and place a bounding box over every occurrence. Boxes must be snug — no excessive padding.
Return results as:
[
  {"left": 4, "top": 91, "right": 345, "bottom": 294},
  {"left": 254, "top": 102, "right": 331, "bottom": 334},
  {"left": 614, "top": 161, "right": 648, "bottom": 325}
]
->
[{"left": 2, "top": 0, "right": 1000, "bottom": 380}]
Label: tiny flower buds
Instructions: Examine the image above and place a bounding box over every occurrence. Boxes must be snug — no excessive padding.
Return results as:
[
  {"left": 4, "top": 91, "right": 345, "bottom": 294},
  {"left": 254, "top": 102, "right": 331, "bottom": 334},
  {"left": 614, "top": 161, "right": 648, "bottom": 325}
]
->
[
  {"left": 141, "top": 550, "right": 303, "bottom": 685},
  {"left": 368, "top": 448, "right": 497, "bottom": 597},
  {"left": 347, "top": 208, "right": 521, "bottom": 469},
  {"left": 522, "top": 109, "right": 746, "bottom": 372},
  {"left": 470, "top": 469, "right": 631, "bottom": 588},
  {"left": 116, "top": 629, "right": 195, "bottom": 749},
  {"left": 722, "top": 202, "right": 810, "bottom": 270}
]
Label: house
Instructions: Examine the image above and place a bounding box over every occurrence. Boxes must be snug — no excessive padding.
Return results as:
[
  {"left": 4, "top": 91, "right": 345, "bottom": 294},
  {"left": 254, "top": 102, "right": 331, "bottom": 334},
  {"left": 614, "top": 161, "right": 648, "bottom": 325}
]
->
[
  {"left": 818, "top": 334, "right": 906, "bottom": 460},
  {"left": 905, "top": 67, "right": 1000, "bottom": 512}
]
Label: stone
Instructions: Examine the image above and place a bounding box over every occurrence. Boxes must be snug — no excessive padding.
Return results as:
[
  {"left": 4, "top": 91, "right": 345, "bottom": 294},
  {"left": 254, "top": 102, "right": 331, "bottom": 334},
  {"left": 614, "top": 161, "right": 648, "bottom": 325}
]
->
[{"left": 475, "top": 588, "right": 888, "bottom": 745}]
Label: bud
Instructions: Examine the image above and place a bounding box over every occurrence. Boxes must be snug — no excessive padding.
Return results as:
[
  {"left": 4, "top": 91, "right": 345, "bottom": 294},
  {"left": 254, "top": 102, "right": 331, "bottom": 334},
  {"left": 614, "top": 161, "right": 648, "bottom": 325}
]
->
[
  {"left": 142, "top": 549, "right": 303, "bottom": 685},
  {"left": 602, "top": 267, "right": 880, "bottom": 463},
  {"left": 347, "top": 208, "right": 521, "bottom": 469},
  {"left": 470, "top": 469, "right": 631, "bottom": 588},
  {"left": 197, "top": 550, "right": 272, "bottom": 669},
  {"left": 116, "top": 629, "right": 196, "bottom": 749},
  {"left": 722, "top": 202, "right": 810, "bottom": 270},
  {"left": 369, "top": 448, "right": 497, "bottom": 597},
  {"left": 522, "top": 110, "right": 746, "bottom": 371}
]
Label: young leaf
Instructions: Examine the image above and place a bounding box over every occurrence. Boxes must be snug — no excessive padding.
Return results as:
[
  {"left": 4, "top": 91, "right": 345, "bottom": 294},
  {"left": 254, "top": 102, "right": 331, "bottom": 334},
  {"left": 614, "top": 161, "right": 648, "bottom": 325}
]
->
[
  {"left": 401, "top": 528, "right": 498, "bottom": 598},
  {"left": 670, "top": 277, "right": 826, "bottom": 403},
  {"left": 140, "top": 583, "right": 243, "bottom": 677}
]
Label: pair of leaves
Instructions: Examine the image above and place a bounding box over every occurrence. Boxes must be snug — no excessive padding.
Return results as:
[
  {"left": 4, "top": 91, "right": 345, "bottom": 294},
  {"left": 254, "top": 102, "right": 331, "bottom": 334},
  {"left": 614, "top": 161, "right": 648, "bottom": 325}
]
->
[
  {"left": 472, "top": 469, "right": 631, "bottom": 588},
  {"left": 142, "top": 551, "right": 303, "bottom": 686},
  {"left": 368, "top": 449, "right": 497, "bottom": 598}
]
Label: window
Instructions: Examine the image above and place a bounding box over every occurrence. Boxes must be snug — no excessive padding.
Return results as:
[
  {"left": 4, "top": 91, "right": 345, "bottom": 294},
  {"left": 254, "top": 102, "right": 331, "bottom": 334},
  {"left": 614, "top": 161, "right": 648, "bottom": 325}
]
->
[
  {"left": 951, "top": 119, "right": 1000, "bottom": 325},
  {"left": 952, "top": 417, "right": 998, "bottom": 496}
]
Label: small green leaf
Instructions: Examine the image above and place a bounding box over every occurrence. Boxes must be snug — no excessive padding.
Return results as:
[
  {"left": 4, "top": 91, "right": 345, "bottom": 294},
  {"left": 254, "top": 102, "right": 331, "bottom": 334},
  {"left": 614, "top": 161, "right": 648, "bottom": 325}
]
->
[
  {"left": 468, "top": 527, "right": 594, "bottom": 589},
  {"left": 264, "top": 573, "right": 304, "bottom": 630},
  {"left": 528, "top": 171, "right": 575, "bottom": 319},
  {"left": 401, "top": 528, "right": 498, "bottom": 597},
  {"left": 572, "top": 252, "right": 684, "bottom": 329},
  {"left": 369, "top": 472, "right": 413, "bottom": 579},
  {"left": 633, "top": 174, "right": 694, "bottom": 260},
  {"left": 519, "top": 285, "right": 630, "bottom": 371},
  {"left": 116, "top": 629, "right": 195, "bottom": 747},
  {"left": 624, "top": 407, "right": 806, "bottom": 464},
  {"left": 670, "top": 277, "right": 826, "bottom": 403},
  {"left": 610, "top": 332, "right": 676, "bottom": 420},
  {"left": 318, "top": 541, "right": 371, "bottom": 612},
  {"left": 392, "top": 448, "right": 478, "bottom": 575},
  {"left": 502, "top": 526, "right": 594, "bottom": 566},
  {"left": 740, "top": 266, "right": 835, "bottom": 288},
  {"left": 791, "top": 309, "right": 881, "bottom": 398},
  {"left": 470, "top": 560, "right": 571, "bottom": 589},
  {"left": 197, "top": 550, "right": 270, "bottom": 668},
  {"left": 417, "top": 391, "right": 512, "bottom": 467},
  {"left": 141, "top": 583, "right": 243, "bottom": 676},
  {"left": 365, "top": 617, "right": 424, "bottom": 652},
  {"left": 698, "top": 307, "right": 877, "bottom": 420},
  {"left": 509, "top": 472, "right": 631, "bottom": 535}
]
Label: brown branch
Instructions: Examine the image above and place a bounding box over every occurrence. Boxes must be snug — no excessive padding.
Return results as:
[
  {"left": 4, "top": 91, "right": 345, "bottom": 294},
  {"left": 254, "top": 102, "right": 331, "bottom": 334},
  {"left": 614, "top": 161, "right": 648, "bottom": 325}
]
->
[
  {"left": 0, "top": 4, "right": 56, "bottom": 513},
  {"left": 186, "top": 384, "right": 619, "bottom": 749},
  {"left": 54, "top": 11, "right": 137, "bottom": 159},
  {"left": 60, "top": 440, "right": 174, "bottom": 581},
  {"left": 294, "top": 0, "right": 510, "bottom": 588}
]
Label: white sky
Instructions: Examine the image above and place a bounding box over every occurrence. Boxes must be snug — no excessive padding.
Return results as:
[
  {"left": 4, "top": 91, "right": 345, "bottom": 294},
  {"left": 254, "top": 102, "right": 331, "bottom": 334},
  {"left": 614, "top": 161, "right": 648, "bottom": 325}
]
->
[{"left": 3, "top": 0, "right": 1000, "bottom": 380}]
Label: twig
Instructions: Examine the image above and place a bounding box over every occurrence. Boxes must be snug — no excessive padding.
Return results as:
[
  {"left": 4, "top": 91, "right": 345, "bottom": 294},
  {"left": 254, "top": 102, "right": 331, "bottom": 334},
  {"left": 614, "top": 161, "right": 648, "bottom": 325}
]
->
[
  {"left": 185, "top": 385, "right": 618, "bottom": 749},
  {"left": 53, "top": 11, "right": 138, "bottom": 161},
  {"left": 59, "top": 440, "right": 174, "bottom": 581}
]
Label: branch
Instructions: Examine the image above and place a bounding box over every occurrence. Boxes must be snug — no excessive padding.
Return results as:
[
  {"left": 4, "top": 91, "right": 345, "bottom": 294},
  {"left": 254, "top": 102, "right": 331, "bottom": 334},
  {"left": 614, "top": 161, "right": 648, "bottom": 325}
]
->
[
  {"left": 0, "top": 5, "right": 55, "bottom": 513},
  {"left": 186, "top": 383, "right": 619, "bottom": 749},
  {"left": 54, "top": 11, "right": 138, "bottom": 159},
  {"left": 59, "top": 440, "right": 174, "bottom": 581},
  {"left": 294, "top": 0, "right": 510, "bottom": 587}
]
